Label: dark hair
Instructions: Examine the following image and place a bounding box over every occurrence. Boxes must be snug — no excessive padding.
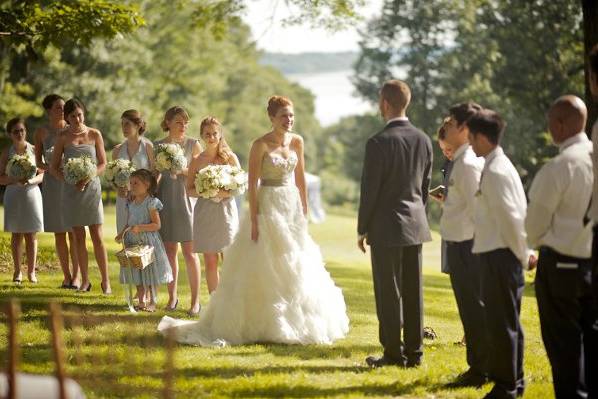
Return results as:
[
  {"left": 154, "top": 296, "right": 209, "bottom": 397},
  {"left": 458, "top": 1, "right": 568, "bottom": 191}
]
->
[
  {"left": 437, "top": 116, "right": 451, "bottom": 140},
  {"left": 466, "top": 109, "right": 506, "bottom": 145},
  {"left": 5, "top": 117, "right": 25, "bottom": 135},
  {"left": 42, "top": 94, "right": 64, "bottom": 110},
  {"left": 64, "top": 98, "right": 86, "bottom": 118},
  {"left": 267, "top": 96, "right": 293, "bottom": 117},
  {"left": 380, "top": 80, "right": 411, "bottom": 111},
  {"left": 130, "top": 168, "right": 158, "bottom": 196},
  {"left": 590, "top": 44, "right": 598, "bottom": 78},
  {"left": 449, "top": 102, "right": 482, "bottom": 126},
  {"left": 121, "top": 109, "right": 146, "bottom": 135},
  {"left": 161, "top": 106, "right": 189, "bottom": 131}
]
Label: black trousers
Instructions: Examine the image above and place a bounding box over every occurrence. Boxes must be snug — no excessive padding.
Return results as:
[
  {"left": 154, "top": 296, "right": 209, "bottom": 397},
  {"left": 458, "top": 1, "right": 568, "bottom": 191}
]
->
[
  {"left": 535, "top": 247, "right": 598, "bottom": 399},
  {"left": 370, "top": 244, "right": 423, "bottom": 364},
  {"left": 592, "top": 225, "right": 598, "bottom": 306},
  {"left": 446, "top": 239, "right": 488, "bottom": 376},
  {"left": 479, "top": 248, "right": 525, "bottom": 399}
]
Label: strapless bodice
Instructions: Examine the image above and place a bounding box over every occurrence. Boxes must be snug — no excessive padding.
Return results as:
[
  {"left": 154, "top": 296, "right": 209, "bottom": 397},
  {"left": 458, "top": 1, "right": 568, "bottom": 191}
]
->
[{"left": 260, "top": 151, "right": 298, "bottom": 186}]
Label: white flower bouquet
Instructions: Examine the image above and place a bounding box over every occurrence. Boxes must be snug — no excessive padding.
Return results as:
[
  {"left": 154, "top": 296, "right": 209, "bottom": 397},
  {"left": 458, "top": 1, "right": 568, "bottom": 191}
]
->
[
  {"left": 154, "top": 143, "right": 187, "bottom": 175},
  {"left": 63, "top": 156, "right": 96, "bottom": 185},
  {"left": 105, "top": 159, "right": 135, "bottom": 188},
  {"left": 6, "top": 154, "right": 37, "bottom": 181},
  {"left": 194, "top": 164, "right": 248, "bottom": 199}
]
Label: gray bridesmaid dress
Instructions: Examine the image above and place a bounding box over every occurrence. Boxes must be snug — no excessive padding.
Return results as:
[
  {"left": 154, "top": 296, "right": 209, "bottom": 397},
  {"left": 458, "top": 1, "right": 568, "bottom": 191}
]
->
[
  {"left": 41, "top": 126, "right": 69, "bottom": 233},
  {"left": 192, "top": 167, "right": 239, "bottom": 253},
  {"left": 3, "top": 143, "right": 44, "bottom": 233},
  {"left": 115, "top": 138, "right": 151, "bottom": 233},
  {"left": 62, "top": 144, "right": 104, "bottom": 228},
  {"left": 155, "top": 137, "right": 197, "bottom": 242}
]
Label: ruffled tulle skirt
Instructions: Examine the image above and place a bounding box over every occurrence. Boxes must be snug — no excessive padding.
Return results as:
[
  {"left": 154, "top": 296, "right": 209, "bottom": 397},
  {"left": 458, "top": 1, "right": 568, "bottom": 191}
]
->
[{"left": 158, "top": 184, "right": 349, "bottom": 346}]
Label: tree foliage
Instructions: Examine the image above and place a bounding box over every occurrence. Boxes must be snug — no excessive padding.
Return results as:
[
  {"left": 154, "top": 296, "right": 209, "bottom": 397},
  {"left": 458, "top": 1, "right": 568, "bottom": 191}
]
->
[{"left": 353, "top": 0, "right": 584, "bottom": 186}]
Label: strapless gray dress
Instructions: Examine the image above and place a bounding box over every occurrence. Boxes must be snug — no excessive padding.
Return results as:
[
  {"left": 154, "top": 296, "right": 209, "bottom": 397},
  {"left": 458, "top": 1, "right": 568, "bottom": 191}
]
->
[
  {"left": 3, "top": 143, "right": 44, "bottom": 233},
  {"left": 41, "top": 127, "right": 69, "bottom": 232},
  {"left": 62, "top": 144, "right": 104, "bottom": 227},
  {"left": 155, "top": 138, "right": 197, "bottom": 242}
]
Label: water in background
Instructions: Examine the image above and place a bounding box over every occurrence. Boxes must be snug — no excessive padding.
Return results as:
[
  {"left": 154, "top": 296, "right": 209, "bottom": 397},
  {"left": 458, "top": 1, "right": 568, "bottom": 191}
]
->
[{"left": 286, "top": 70, "right": 374, "bottom": 127}]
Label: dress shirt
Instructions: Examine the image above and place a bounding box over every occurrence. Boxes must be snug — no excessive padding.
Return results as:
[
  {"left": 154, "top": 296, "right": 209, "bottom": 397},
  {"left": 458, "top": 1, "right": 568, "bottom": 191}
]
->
[
  {"left": 440, "top": 143, "right": 484, "bottom": 242},
  {"left": 385, "top": 116, "right": 409, "bottom": 126},
  {"left": 472, "top": 146, "right": 531, "bottom": 267},
  {"left": 589, "top": 120, "right": 598, "bottom": 222},
  {"left": 526, "top": 133, "right": 593, "bottom": 258}
]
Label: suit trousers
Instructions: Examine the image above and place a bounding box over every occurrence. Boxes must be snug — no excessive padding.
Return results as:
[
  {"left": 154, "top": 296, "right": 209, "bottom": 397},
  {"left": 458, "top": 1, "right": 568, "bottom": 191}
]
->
[
  {"left": 535, "top": 246, "right": 598, "bottom": 399},
  {"left": 480, "top": 248, "right": 525, "bottom": 399},
  {"left": 446, "top": 239, "right": 488, "bottom": 376},
  {"left": 370, "top": 244, "right": 423, "bottom": 364}
]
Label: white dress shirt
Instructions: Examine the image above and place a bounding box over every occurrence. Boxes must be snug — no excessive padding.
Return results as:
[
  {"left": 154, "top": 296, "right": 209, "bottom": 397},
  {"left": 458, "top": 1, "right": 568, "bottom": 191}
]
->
[
  {"left": 472, "top": 146, "right": 531, "bottom": 267},
  {"left": 589, "top": 120, "right": 598, "bottom": 222},
  {"left": 526, "top": 133, "right": 593, "bottom": 258},
  {"left": 440, "top": 143, "right": 484, "bottom": 242},
  {"left": 385, "top": 116, "right": 409, "bottom": 126}
]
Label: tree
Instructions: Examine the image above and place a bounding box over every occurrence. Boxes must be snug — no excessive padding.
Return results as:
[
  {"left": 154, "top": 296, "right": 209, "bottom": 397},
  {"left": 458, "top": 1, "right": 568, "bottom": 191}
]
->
[
  {"left": 582, "top": 0, "right": 598, "bottom": 129},
  {"left": 354, "top": 0, "right": 584, "bottom": 186},
  {"left": 0, "top": 0, "right": 144, "bottom": 120}
]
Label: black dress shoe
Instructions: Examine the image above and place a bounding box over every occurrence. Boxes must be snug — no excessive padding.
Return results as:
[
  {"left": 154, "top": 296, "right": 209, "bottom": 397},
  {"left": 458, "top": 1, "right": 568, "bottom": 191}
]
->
[
  {"left": 365, "top": 355, "right": 404, "bottom": 368},
  {"left": 405, "top": 358, "right": 421, "bottom": 368},
  {"left": 445, "top": 369, "right": 487, "bottom": 388}
]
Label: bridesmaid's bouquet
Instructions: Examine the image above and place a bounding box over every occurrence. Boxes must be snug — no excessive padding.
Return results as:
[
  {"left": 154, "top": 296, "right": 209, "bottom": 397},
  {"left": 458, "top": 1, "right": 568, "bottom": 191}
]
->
[
  {"left": 154, "top": 143, "right": 187, "bottom": 176},
  {"left": 6, "top": 154, "right": 37, "bottom": 181},
  {"left": 105, "top": 159, "right": 135, "bottom": 188},
  {"left": 63, "top": 156, "right": 96, "bottom": 185},
  {"left": 194, "top": 165, "right": 248, "bottom": 199}
]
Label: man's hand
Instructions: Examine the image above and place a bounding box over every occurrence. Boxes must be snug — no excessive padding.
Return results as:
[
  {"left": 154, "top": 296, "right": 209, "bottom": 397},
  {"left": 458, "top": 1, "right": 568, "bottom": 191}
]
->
[
  {"left": 358, "top": 234, "right": 368, "bottom": 253},
  {"left": 528, "top": 253, "right": 538, "bottom": 271}
]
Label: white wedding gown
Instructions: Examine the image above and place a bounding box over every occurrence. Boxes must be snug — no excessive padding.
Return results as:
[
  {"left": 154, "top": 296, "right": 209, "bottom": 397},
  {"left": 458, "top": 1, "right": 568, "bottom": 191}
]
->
[{"left": 157, "top": 150, "right": 349, "bottom": 346}]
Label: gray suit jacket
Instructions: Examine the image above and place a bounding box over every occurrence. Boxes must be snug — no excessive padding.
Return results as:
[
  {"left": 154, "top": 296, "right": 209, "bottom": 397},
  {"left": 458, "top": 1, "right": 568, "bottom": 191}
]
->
[{"left": 358, "top": 119, "right": 433, "bottom": 247}]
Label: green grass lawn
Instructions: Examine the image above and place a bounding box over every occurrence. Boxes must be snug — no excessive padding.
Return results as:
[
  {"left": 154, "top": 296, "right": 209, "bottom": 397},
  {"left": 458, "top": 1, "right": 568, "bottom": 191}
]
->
[{"left": 0, "top": 206, "right": 553, "bottom": 398}]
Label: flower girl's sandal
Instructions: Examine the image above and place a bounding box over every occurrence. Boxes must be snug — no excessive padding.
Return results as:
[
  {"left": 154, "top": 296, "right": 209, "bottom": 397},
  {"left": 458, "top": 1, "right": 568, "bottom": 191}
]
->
[
  {"left": 27, "top": 272, "right": 38, "bottom": 284},
  {"left": 12, "top": 271, "right": 22, "bottom": 284}
]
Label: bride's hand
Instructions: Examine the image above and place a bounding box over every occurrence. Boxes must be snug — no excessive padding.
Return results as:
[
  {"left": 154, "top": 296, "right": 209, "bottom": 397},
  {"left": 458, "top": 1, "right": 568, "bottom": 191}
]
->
[{"left": 251, "top": 222, "right": 258, "bottom": 242}]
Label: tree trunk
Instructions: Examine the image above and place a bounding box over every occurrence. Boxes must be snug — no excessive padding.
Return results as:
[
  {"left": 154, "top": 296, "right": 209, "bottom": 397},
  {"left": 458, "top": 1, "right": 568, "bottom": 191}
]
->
[{"left": 583, "top": 0, "right": 598, "bottom": 132}]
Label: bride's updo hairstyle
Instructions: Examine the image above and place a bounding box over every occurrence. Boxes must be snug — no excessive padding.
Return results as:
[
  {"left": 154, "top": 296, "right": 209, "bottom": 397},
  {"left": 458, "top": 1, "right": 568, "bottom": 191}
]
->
[
  {"left": 200, "top": 116, "right": 233, "bottom": 163},
  {"left": 160, "top": 106, "right": 190, "bottom": 131},
  {"left": 121, "top": 109, "right": 147, "bottom": 135},
  {"left": 267, "top": 96, "right": 293, "bottom": 117}
]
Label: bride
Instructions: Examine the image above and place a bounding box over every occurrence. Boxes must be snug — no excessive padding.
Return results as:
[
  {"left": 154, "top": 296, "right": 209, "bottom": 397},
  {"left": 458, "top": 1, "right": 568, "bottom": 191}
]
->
[{"left": 157, "top": 96, "right": 349, "bottom": 346}]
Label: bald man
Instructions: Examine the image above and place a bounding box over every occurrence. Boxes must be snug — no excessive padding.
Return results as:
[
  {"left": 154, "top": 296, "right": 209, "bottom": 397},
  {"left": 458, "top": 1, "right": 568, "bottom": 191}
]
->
[{"left": 526, "top": 95, "right": 598, "bottom": 399}]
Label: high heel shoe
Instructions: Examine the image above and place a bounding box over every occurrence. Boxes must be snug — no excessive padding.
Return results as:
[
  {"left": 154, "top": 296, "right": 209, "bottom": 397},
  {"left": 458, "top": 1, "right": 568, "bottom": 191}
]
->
[
  {"left": 27, "top": 272, "right": 37, "bottom": 283},
  {"left": 187, "top": 304, "right": 201, "bottom": 317},
  {"left": 78, "top": 282, "right": 92, "bottom": 292},
  {"left": 165, "top": 298, "right": 178, "bottom": 311},
  {"left": 101, "top": 281, "right": 112, "bottom": 295},
  {"left": 12, "top": 271, "right": 22, "bottom": 284}
]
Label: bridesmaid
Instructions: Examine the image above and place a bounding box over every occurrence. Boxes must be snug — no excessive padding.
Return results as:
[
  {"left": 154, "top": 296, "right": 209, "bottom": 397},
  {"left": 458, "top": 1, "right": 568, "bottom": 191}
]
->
[
  {"left": 186, "top": 116, "right": 240, "bottom": 293},
  {"left": 0, "top": 118, "right": 44, "bottom": 283},
  {"left": 34, "top": 94, "right": 80, "bottom": 289},
  {"left": 50, "top": 98, "right": 111, "bottom": 294},
  {"left": 112, "top": 109, "right": 154, "bottom": 233},
  {"left": 155, "top": 106, "right": 202, "bottom": 315}
]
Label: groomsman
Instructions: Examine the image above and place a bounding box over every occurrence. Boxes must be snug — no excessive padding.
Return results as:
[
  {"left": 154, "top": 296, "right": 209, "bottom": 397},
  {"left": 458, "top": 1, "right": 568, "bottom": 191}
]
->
[
  {"left": 526, "top": 96, "right": 598, "bottom": 399},
  {"left": 358, "top": 79, "right": 433, "bottom": 368},
  {"left": 467, "top": 109, "right": 533, "bottom": 399},
  {"left": 441, "top": 102, "right": 488, "bottom": 387}
]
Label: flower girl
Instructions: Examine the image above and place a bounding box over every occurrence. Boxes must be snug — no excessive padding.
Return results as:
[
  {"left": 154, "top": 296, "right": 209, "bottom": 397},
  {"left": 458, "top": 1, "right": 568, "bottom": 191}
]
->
[{"left": 116, "top": 169, "right": 172, "bottom": 312}]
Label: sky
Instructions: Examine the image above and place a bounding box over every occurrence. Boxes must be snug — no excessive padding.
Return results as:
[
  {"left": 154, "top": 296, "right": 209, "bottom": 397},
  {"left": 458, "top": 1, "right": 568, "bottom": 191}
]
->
[{"left": 242, "top": 0, "right": 382, "bottom": 54}]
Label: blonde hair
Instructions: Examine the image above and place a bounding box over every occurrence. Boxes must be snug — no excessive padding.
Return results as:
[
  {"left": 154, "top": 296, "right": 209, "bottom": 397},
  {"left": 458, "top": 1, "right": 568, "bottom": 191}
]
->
[
  {"left": 160, "top": 106, "right": 190, "bottom": 131},
  {"left": 267, "top": 96, "right": 293, "bottom": 117},
  {"left": 200, "top": 116, "right": 233, "bottom": 163}
]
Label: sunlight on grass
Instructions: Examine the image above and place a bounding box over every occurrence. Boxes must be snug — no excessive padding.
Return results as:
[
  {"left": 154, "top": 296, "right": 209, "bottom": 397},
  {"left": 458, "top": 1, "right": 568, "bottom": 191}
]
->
[{"left": 0, "top": 206, "right": 553, "bottom": 398}]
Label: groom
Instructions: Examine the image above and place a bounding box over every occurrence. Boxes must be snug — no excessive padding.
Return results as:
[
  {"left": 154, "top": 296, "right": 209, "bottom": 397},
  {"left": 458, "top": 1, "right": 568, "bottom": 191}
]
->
[{"left": 358, "top": 79, "right": 433, "bottom": 368}]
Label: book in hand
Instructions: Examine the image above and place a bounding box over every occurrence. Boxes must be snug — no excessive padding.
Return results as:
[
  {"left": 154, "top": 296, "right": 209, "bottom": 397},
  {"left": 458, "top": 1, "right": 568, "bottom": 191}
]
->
[{"left": 429, "top": 185, "right": 445, "bottom": 198}]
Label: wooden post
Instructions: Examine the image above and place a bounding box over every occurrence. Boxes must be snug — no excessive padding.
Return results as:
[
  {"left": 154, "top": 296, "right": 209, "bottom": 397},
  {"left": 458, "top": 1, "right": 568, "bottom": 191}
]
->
[
  {"left": 7, "top": 300, "right": 20, "bottom": 399},
  {"left": 162, "top": 329, "right": 175, "bottom": 399},
  {"left": 49, "top": 302, "right": 68, "bottom": 399}
]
